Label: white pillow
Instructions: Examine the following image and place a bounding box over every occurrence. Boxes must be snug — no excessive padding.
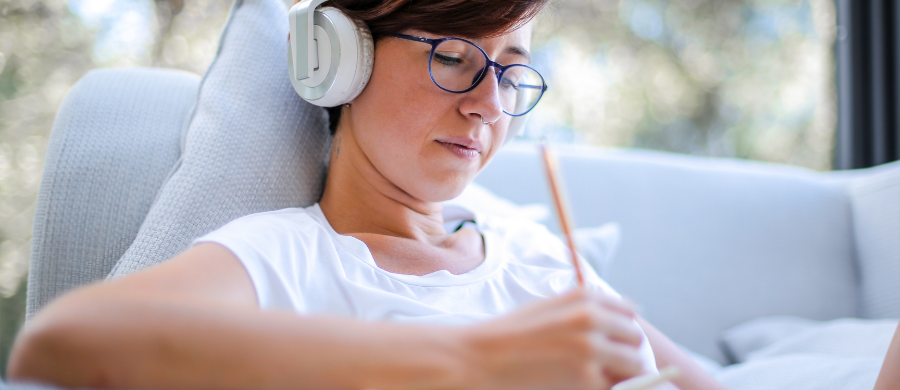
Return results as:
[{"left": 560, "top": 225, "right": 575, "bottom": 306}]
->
[
  {"left": 446, "top": 183, "right": 621, "bottom": 277},
  {"left": 446, "top": 182, "right": 549, "bottom": 222},
  {"left": 572, "top": 223, "right": 621, "bottom": 278},
  {"left": 720, "top": 316, "right": 897, "bottom": 363},
  {"left": 716, "top": 354, "right": 882, "bottom": 390},
  {"left": 719, "top": 316, "right": 820, "bottom": 363},
  {"left": 716, "top": 316, "right": 898, "bottom": 390}
]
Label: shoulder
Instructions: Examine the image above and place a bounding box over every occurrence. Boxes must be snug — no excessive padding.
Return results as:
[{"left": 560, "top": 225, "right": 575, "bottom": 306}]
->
[
  {"left": 211, "top": 207, "right": 322, "bottom": 236},
  {"left": 193, "top": 206, "right": 338, "bottom": 309},
  {"left": 194, "top": 206, "right": 333, "bottom": 255}
]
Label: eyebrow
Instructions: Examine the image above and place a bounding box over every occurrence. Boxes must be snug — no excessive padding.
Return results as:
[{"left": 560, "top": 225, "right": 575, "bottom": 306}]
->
[{"left": 505, "top": 45, "right": 532, "bottom": 64}]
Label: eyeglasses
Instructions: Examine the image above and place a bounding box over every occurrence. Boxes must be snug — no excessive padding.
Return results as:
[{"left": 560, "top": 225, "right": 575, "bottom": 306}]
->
[{"left": 392, "top": 34, "right": 548, "bottom": 117}]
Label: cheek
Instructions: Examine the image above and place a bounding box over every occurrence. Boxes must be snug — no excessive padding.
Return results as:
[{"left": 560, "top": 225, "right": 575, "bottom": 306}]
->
[{"left": 353, "top": 48, "right": 454, "bottom": 153}]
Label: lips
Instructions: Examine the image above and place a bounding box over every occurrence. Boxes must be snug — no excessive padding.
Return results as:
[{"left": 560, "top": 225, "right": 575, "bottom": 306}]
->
[
  {"left": 436, "top": 137, "right": 483, "bottom": 160},
  {"left": 435, "top": 137, "right": 483, "bottom": 153}
]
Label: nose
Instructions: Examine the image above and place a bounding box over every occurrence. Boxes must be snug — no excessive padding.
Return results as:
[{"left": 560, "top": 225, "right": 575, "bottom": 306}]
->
[{"left": 460, "top": 66, "right": 504, "bottom": 125}]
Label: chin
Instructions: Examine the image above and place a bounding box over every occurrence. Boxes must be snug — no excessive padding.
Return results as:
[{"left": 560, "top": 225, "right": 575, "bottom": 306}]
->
[{"left": 406, "top": 172, "right": 473, "bottom": 203}]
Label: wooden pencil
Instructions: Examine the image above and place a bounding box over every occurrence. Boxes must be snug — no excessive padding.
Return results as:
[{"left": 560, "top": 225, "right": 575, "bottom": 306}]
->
[{"left": 539, "top": 143, "right": 585, "bottom": 288}]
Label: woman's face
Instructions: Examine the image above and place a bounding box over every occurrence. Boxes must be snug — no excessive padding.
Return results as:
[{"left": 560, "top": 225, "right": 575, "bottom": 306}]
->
[{"left": 346, "top": 24, "right": 533, "bottom": 203}]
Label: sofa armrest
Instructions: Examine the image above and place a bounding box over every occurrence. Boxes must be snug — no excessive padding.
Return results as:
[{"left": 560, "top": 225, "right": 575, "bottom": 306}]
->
[{"left": 827, "top": 161, "right": 900, "bottom": 319}]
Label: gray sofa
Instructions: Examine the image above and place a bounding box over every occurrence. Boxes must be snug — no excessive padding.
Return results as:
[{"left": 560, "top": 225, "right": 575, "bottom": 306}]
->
[
  {"left": 7, "top": 0, "right": 898, "bottom": 387},
  {"left": 7, "top": 65, "right": 898, "bottom": 390}
]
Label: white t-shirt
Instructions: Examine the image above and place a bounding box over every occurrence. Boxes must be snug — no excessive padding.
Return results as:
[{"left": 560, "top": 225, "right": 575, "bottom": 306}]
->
[{"left": 194, "top": 204, "right": 657, "bottom": 372}]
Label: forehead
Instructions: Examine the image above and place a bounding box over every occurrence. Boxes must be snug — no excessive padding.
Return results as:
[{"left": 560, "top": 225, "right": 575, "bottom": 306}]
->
[
  {"left": 473, "top": 22, "right": 533, "bottom": 50},
  {"left": 409, "top": 21, "right": 533, "bottom": 50}
]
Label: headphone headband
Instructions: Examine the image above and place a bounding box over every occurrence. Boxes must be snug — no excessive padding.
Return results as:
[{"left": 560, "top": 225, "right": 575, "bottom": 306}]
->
[
  {"left": 287, "top": 1, "right": 527, "bottom": 143},
  {"left": 290, "top": 0, "right": 328, "bottom": 81}
]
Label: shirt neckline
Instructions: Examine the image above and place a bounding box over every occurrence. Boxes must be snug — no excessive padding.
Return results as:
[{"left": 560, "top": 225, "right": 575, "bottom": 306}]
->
[{"left": 306, "top": 203, "right": 503, "bottom": 287}]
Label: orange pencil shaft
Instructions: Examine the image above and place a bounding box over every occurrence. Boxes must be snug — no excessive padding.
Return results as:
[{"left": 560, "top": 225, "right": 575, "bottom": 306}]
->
[{"left": 540, "top": 144, "right": 585, "bottom": 288}]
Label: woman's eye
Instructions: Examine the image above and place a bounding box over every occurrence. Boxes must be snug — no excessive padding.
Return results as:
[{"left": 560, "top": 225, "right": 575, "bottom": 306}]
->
[
  {"left": 434, "top": 53, "right": 463, "bottom": 66},
  {"left": 500, "top": 76, "right": 518, "bottom": 91}
]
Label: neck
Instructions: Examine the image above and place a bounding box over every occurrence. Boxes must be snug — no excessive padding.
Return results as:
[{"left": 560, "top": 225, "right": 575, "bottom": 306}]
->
[{"left": 318, "top": 114, "right": 447, "bottom": 245}]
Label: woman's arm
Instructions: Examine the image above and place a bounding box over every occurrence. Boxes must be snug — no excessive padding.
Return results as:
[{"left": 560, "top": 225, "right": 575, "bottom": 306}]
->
[
  {"left": 7, "top": 244, "right": 466, "bottom": 390},
  {"left": 8, "top": 243, "right": 649, "bottom": 390},
  {"left": 636, "top": 316, "right": 729, "bottom": 390},
  {"left": 873, "top": 322, "right": 900, "bottom": 390}
]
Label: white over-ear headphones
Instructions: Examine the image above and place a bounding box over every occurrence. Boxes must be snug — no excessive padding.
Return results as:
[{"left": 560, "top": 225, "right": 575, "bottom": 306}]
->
[{"left": 287, "top": 0, "right": 528, "bottom": 143}]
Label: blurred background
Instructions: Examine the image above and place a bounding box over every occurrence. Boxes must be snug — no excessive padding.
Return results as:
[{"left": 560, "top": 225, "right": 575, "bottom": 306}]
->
[{"left": 0, "top": 0, "right": 836, "bottom": 377}]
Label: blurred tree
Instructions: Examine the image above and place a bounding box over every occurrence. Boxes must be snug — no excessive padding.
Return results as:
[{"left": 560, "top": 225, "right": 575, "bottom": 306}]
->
[
  {"left": 0, "top": 0, "right": 230, "bottom": 378},
  {"left": 1, "top": 0, "right": 96, "bottom": 376},
  {"left": 528, "top": 0, "right": 836, "bottom": 170}
]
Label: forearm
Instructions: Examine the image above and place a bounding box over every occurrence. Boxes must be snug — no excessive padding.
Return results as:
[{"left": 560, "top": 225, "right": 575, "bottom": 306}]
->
[
  {"left": 8, "top": 287, "right": 467, "bottom": 390},
  {"left": 636, "top": 317, "right": 728, "bottom": 390},
  {"left": 874, "top": 323, "right": 900, "bottom": 390}
]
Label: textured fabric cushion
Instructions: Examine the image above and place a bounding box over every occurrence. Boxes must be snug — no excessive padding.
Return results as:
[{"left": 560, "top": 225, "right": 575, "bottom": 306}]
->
[
  {"left": 476, "top": 143, "right": 857, "bottom": 364},
  {"left": 108, "top": 0, "right": 331, "bottom": 277},
  {"left": 27, "top": 68, "right": 198, "bottom": 318}
]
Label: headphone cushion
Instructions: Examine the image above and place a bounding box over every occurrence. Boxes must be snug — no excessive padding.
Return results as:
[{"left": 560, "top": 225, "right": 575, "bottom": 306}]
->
[{"left": 343, "top": 16, "right": 374, "bottom": 104}]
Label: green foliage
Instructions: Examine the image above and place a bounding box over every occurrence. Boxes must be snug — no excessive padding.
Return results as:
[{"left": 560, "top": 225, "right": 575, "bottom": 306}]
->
[
  {"left": 1, "top": 275, "right": 26, "bottom": 378},
  {"left": 528, "top": 0, "right": 836, "bottom": 170},
  {"left": 0, "top": 0, "right": 231, "bottom": 376}
]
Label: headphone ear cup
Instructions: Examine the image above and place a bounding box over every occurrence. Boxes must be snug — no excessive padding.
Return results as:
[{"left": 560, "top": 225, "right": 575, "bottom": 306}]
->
[{"left": 288, "top": 7, "right": 374, "bottom": 107}]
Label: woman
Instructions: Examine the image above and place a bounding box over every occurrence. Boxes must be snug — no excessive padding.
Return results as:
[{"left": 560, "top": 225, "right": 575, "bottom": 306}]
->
[{"left": 8, "top": 1, "right": 729, "bottom": 389}]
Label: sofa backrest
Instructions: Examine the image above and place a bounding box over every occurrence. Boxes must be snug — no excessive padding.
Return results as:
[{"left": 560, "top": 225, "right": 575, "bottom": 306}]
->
[
  {"left": 476, "top": 143, "right": 859, "bottom": 364},
  {"left": 27, "top": 68, "right": 198, "bottom": 318}
]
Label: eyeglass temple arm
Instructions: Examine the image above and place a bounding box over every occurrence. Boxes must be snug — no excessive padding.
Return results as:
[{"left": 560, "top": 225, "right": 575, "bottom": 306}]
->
[{"left": 391, "top": 34, "right": 438, "bottom": 45}]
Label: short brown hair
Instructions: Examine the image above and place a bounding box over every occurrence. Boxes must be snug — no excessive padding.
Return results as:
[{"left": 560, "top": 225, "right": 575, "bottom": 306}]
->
[
  {"left": 322, "top": 0, "right": 547, "bottom": 41},
  {"left": 295, "top": 0, "right": 550, "bottom": 133}
]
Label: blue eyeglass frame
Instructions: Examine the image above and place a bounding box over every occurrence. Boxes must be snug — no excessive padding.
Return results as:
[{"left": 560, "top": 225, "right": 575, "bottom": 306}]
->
[{"left": 391, "top": 33, "right": 549, "bottom": 117}]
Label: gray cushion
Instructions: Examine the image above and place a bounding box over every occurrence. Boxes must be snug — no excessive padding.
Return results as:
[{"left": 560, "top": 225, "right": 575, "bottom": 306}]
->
[
  {"left": 108, "top": 0, "right": 331, "bottom": 277},
  {"left": 27, "top": 68, "right": 198, "bottom": 318}
]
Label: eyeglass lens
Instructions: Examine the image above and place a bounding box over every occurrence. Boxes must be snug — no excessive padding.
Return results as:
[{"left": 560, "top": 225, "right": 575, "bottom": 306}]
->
[{"left": 429, "top": 39, "right": 544, "bottom": 116}]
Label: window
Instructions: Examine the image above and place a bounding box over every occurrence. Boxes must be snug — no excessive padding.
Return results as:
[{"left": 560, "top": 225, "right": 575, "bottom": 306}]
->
[{"left": 525, "top": 0, "right": 837, "bottom": 171}]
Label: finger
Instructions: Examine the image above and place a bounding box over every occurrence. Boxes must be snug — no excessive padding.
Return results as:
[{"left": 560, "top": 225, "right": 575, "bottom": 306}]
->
[
  {"left": 589, "top": 311, "right": 644, "bottom": 347},
  {"left": 520, "top": 288, "right": 588, "bottom": 316},
  {"left": 589, "top": 292, "right": 637, "bottom": 319},
  {"left": 593, "top": 338, "right": 646, "bottom": 383}
]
